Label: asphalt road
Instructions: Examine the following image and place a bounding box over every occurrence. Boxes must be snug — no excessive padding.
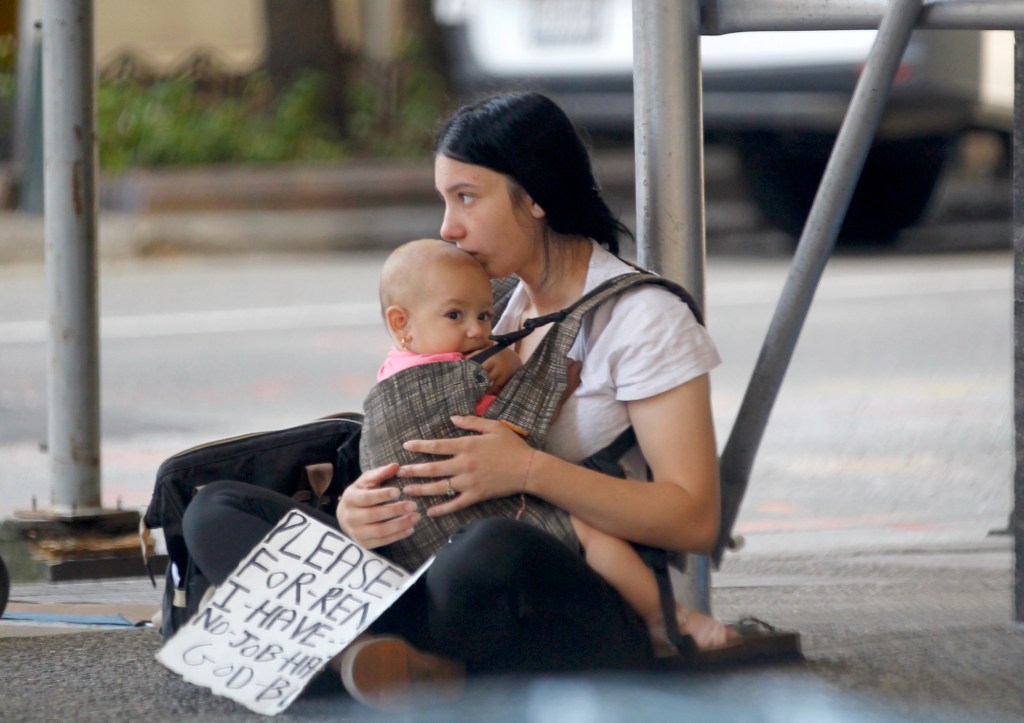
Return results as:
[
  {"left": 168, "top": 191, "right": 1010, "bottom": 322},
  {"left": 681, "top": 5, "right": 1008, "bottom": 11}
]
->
[{"left": 0, "top": 240, "right": 1013, "bottom": 557}]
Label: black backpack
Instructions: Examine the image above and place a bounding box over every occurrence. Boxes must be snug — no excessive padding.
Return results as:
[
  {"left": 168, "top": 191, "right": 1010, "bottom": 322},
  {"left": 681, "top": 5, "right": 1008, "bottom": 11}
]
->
[{"left": 142, "top": 413, "right": 362, "bottom": 640}]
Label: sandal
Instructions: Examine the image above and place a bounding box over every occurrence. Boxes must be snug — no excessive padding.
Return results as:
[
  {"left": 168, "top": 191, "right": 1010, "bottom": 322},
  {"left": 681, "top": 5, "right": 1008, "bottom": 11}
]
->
[{"left": 654, "top": 616, "right": 802, "bottom": 669}]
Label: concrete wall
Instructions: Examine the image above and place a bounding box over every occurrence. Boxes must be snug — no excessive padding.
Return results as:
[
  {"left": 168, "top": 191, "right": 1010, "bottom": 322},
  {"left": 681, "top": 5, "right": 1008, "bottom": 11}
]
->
[
  {"left": 95, "top": 0, "right": 266, "bottom": 73},
  {"left": 16, "top": 0, "right": 381, "bottom": 75}
]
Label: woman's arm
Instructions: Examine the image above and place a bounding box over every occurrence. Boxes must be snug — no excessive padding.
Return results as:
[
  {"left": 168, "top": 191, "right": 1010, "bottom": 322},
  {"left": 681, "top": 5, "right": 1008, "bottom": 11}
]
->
[
  {"left": 399, "top": 373, "right": 720, "bottom": 553},
  {"left": 529, "top": 374, "right": 720, "bottom": 551}
]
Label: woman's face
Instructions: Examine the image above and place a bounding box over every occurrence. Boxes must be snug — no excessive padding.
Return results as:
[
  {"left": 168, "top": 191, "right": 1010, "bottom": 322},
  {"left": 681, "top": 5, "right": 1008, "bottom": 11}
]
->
[{"left": 435, "top": 155, "right": 543, "bottom": 280}]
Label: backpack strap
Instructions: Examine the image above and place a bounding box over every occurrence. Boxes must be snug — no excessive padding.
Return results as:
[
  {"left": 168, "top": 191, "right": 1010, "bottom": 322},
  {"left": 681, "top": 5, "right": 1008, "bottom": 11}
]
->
[
  {"left": 470, "top": 305, "right": 571, "bottom": 364},
  {"left": 579, "top": 426, "right": 637, "bottom": 477},
  {"left": 477, "top": 271, "right": 703, "bottom": 451},
  {"left": 541, "top": 271, "right": 703, "bottom": 327},
  {"left": 474, "top": 271, "right": 704, "bottom": 366},
  {"left": 636, "top": 544, "right": 697, "bottom": 657}
]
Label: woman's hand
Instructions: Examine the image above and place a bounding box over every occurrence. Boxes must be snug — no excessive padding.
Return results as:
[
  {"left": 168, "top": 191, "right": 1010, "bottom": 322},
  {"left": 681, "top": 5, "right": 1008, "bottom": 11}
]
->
[
  {"left": 335, "top": 463, "right": 420, "bottom": 549},
  {"left": 399, "top": 415, "right": 534, "bottom": 516}
]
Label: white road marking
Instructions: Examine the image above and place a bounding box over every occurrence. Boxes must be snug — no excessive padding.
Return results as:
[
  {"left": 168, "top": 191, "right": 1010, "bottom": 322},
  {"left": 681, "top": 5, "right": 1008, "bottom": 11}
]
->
[
  {"left": 0, "top": 303, "right": 381, "bottom": 344},
  {"left": 0, "top": 265, "right": 1010, "bottom": 345},
  {"left": 708, "top": 265, "right": 1010, "bottom": 306}
]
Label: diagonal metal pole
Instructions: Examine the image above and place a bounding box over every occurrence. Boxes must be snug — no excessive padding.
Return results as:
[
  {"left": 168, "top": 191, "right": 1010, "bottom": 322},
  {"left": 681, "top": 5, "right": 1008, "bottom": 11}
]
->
[
  {"left": 1013, "top": 29, "right": 1024, "bottom": 623},
  {"left": 714, "top": 0, "right": 924, "bottom": 563}
]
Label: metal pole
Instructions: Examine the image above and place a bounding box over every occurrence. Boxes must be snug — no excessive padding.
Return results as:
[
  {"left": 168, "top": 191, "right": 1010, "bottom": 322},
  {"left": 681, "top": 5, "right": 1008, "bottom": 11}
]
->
[
  {"left": 715, "top": 0, "right": 924, "bottom": 562},
  {"left": 703, "top": 0, "right": 1024, "bottom": 35},
  {"left": 42, "top": 0, "right": 102, "bottom": 516},
  {"left": 633, "top": 0, "right": 706, "bottom": 304},
  {"left": 1013, "top": 29, "right": 1024, "bottom": 623},
  {"left": 13, "top": 0, "right": 44, "bottom": 212},
  {"left": 633, "top": 0, "right": 711, "bottom": 612}
]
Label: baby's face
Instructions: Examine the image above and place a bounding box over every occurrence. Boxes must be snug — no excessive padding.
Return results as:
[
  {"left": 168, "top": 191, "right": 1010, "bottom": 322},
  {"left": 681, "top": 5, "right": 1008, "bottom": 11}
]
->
[{"left": 404, "top": 262, "right": 495, "bottom": 356}]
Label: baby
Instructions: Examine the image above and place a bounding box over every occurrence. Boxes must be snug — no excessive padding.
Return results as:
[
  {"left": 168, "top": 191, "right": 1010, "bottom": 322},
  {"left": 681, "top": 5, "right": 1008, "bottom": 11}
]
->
[{"left": 367, "top": 238, "right": 733, "bottom": 653}]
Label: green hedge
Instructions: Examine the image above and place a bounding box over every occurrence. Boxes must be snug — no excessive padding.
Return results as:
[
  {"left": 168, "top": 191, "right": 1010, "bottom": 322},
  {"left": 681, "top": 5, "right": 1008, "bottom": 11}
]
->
[
  {"left": 98, "top": 39, "right": 447, "bottom": 172},
  {"left": 2, "top": 37, "right": 448, "bottom": 171},
  {"left": 98, "top": 73, "right": 349, "bottom": 171}
]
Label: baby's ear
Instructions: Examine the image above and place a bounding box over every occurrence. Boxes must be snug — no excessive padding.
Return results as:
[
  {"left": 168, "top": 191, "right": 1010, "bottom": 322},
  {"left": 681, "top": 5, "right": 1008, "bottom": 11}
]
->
[{"left": 384, "top": 306, "right": 408, "bottom": 337}]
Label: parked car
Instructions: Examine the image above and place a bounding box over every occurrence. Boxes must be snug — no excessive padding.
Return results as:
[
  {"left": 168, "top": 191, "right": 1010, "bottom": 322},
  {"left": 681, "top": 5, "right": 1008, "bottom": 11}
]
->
[{"left": 433, "top": 0, "right": 1012, "bottom": 242}]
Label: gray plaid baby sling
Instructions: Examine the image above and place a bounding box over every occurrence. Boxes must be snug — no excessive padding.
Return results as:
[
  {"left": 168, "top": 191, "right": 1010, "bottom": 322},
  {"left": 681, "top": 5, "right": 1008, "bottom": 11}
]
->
[{"left": 360, "top": 271, "right": 703, "bottom": 571}]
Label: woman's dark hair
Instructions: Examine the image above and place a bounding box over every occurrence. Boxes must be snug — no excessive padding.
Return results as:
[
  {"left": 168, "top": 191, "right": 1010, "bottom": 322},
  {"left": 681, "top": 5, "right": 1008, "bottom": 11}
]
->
[{"left": 435, "top": 91, "right": 631, "bottom": 256}]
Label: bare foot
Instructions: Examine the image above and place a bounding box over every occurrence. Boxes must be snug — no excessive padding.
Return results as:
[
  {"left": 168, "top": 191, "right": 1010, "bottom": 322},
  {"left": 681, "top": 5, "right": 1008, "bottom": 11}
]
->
[
  {"left": 647, "top": 603, "right": 739, "bottom": 655},
  {"left": 677, "top": 604, "right": 738, "bottom": 650}
]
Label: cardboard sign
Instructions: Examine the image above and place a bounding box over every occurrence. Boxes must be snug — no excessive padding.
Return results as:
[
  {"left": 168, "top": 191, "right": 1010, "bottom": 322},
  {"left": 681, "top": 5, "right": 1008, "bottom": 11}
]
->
[{"left": 157, "top": 509, "right": 432, "bottom": 716}]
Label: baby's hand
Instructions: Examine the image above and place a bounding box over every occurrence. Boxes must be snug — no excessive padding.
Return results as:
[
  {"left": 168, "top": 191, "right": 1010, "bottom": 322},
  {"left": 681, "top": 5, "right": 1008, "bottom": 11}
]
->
[{"left": 472, "top": 346, "right": 522, "bottom": 395}]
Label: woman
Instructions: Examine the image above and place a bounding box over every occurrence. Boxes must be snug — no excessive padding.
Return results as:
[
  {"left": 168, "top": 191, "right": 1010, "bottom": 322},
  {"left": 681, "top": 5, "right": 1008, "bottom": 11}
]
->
[
  {"left": 183, "top": 91, "right": 724, "bottom": 710},
  {"left": 337, "top": 92, "right": 724, "bottom": 696}
]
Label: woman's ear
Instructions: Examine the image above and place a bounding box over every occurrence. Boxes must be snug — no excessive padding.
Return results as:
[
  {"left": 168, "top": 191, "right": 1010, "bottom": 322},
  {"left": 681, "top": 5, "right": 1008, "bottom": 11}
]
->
[
  {"left": 529, "top": 200, "right": 546, "bottom": 219},
  {"left": 384, "top": 306, "right": 409, "bottom": 339}
]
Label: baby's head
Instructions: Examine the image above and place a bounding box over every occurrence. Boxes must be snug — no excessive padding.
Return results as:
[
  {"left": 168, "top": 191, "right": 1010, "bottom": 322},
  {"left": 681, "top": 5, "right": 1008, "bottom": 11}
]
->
[{"left": 379, "top": 238, "right": 495, "bottom": 356}]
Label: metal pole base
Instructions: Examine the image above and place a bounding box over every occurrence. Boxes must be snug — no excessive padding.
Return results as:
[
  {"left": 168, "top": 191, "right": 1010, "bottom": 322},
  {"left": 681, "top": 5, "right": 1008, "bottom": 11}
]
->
[{"left": 0, "top": 508, "right": 162, "bottom": 583}]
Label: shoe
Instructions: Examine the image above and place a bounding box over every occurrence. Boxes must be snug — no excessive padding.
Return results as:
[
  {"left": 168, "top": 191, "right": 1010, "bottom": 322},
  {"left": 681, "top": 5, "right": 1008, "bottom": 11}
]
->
[{"left": 338, "top": 635, "right": 465, "bottom": 710}]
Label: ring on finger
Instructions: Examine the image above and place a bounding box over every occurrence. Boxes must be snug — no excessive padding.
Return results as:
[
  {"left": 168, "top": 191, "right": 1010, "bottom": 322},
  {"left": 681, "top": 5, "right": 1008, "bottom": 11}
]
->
[{"left": 445, "top": 479, "right": 456, "bottom": 497}]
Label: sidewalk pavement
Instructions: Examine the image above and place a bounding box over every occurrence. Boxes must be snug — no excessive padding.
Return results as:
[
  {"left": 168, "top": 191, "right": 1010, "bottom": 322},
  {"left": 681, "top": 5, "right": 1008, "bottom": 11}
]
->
[{"left": 2, "top": 537, "right": 1021, "bottom": 722}]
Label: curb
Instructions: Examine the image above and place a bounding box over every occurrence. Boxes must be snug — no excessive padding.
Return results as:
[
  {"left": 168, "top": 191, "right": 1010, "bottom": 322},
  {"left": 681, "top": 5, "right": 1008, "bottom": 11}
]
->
[
  {"left": 0, "top": 207, "right": 444, "bottom": 264},
  {"left": 0, "top": 148, "right": 753, "bottom": 265}
]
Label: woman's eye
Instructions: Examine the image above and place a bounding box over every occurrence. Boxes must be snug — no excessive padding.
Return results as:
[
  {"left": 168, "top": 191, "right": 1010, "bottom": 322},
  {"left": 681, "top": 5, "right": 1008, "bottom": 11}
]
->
[{"left": 459, "top": 193, "right": 474, "bottom": 206}]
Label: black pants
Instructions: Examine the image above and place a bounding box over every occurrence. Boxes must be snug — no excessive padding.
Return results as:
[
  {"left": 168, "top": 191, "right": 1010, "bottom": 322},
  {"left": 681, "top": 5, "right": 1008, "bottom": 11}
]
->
[{"left": 182, "top": 480, "right": 654, "bottom": 674}]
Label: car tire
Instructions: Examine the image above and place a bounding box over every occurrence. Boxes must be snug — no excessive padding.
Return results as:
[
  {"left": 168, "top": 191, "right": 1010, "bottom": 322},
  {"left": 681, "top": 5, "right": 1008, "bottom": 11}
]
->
[
  {"left": 0, "top": 555, "right": 9, "bottom": 618},
  {"left": 736, "top": 132, "right": 951, "bottom": 245}
]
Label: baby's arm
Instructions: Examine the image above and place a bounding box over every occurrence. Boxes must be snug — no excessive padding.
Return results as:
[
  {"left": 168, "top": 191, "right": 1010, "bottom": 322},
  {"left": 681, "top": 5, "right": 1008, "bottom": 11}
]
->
[{"left": 472, "top": 346, "right": 522, "bottom": 395}]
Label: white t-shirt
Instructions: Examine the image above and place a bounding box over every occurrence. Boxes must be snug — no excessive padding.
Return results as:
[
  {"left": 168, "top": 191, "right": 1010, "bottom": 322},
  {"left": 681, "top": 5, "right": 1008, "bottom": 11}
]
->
[{"left": 493, "top": 242, "right": 721, "bottom": 480}]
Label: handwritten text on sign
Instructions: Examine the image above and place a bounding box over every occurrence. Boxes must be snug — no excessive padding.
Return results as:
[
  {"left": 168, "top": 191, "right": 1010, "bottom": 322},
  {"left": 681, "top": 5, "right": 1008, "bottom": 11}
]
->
[{"left": 157, "top": 509, "right": 432, "bottom": 716}]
